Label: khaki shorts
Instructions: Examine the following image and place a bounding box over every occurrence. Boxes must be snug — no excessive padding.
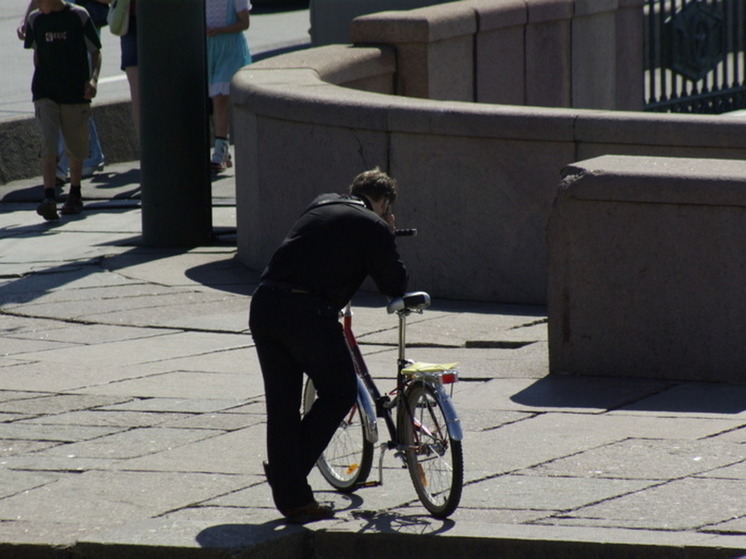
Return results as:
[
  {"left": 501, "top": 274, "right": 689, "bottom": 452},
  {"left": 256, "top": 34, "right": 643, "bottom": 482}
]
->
[{"left": 34, "top": 99, "right": 90, "bottom": 160}]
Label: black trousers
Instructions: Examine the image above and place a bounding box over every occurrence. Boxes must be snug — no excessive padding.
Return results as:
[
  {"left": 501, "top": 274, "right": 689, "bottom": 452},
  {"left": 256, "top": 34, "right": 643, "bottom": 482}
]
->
[{"left": 249, "top": 286, "right": 357, "bottom": 511}]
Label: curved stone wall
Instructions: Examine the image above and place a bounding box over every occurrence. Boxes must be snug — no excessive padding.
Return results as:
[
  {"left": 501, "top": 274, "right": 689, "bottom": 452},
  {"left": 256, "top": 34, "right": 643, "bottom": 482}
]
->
[{"left": 232, "top": 0, "right": 746, "bottom": 304}]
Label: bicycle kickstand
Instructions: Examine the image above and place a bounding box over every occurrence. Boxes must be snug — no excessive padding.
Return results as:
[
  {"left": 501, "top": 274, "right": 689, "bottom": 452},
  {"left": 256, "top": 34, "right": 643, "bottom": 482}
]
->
[{"left": 357, "top": 440, "right": 397, "bottom": 489}]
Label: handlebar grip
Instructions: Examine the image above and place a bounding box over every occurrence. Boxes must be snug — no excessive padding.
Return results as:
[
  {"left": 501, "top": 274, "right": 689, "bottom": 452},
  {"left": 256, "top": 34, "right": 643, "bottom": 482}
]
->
[{"left": 394, "top": 228, "right": 418, "bottom": 237}]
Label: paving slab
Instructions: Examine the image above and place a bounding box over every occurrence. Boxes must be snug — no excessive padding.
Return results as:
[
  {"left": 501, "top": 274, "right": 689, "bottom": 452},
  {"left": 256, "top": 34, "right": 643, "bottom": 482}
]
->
[
  {"left": 0, "top": 422, "right": 124, "bottom": 443},
  {"left": 521, "top": 437, "right": 746, "bottom": 480},
  {"left": 75, "top": 370, "right": 260, "bottom": 400},
  {"left": 552, "top": 477, "right": 745, "bottom": 531}
]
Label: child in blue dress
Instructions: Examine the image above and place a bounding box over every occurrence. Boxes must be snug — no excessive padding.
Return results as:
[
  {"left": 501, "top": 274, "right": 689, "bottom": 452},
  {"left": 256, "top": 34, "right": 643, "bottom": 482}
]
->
[{"left": 206, "top": 0, "right": 252, "bottom": 171}]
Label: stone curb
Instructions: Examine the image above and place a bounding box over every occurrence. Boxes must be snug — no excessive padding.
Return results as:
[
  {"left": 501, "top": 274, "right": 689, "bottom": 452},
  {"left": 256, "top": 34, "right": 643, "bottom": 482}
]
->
[{"left": 2, "top": 530, "right": 745, "bottom": 559}]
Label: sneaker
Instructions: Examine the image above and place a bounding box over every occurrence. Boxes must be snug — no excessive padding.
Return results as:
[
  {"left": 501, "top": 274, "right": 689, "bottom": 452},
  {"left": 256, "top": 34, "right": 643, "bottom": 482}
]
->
[
  {"left": 60, "top": 193, "right": 83, "bottom": 215},
  {"left": 36, "top": 198, "right": 59, "bottom": 221},
  {"left": 210, "top": 140, "right": 232, "bottom": 172},
  {"left": 280, "top": 501, "right": 335, "bottom": 524}
]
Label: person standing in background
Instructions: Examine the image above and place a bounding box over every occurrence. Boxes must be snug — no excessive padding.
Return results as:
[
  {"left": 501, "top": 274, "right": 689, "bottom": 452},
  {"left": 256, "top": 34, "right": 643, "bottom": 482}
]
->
[
  {"left": 17, "top": 0, "right": 107, "bottom": 186},
  {"left": 24, "top": 0, "right": 102, "bottom": 220},
  {"left": 205, "top": 0, "right": 252, "bottom": 172}
]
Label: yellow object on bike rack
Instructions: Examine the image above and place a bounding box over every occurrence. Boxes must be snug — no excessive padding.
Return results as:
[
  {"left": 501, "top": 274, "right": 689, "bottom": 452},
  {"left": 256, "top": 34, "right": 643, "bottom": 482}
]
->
[
  {"left": 402, "top": 362, "right": 459, "bottom": 385},
  {"left": 402, "top": 362, "right": 458, "bottom": 373}
]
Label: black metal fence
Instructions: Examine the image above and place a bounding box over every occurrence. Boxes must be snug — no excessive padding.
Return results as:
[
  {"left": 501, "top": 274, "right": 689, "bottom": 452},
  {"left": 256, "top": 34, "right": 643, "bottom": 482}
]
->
[{"left": 645, "top": 0, "right": 746, "bottom": 113}]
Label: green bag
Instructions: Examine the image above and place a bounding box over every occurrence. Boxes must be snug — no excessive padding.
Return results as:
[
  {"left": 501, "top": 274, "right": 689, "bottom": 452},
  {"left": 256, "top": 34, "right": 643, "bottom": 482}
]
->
[{"left": 107, "top": 0, "right": 131, "bottom": 36}]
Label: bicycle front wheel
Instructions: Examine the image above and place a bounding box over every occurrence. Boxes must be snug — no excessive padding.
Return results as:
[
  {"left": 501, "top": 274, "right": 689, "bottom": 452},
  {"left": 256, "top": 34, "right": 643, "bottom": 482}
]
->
[
  {"left": 402, "top": 382, "right": 463, "bottom": 518},
  {"left": 302, "top": 378, "right": 373, "bottom": 492}
]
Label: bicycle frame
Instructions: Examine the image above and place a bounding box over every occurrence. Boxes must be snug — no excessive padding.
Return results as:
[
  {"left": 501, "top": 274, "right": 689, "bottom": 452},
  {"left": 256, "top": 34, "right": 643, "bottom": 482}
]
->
[
  {"left": 342, "top": 304, "right": 392, "bottom": 443},
  {"left": 341, "top": 296, "right": 463, "bottom": 485}
]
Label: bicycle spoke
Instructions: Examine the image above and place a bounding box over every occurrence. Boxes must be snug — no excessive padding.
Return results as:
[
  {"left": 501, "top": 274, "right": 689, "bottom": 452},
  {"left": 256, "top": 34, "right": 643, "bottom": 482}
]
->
[{"left": 303, "top": 379, "right": 373, "bottom": 492}]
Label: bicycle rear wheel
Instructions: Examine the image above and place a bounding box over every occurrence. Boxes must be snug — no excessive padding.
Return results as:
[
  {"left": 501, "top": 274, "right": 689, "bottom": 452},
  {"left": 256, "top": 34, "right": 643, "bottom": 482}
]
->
[
  {"left": 401, "top": 382, "right": 463, "bottom": 518},
  {"left": 302, "top": 378, "right": 373, "bottom": 492}
]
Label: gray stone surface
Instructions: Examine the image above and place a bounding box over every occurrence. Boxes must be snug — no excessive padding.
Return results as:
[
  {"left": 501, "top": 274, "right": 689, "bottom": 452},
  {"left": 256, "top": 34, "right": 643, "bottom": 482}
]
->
[
  {"left": 0, "top": 161, "right": 745, "bottom": 557},
  {"left": 549, "top": 155, "right": 746, "bottom": 383}
]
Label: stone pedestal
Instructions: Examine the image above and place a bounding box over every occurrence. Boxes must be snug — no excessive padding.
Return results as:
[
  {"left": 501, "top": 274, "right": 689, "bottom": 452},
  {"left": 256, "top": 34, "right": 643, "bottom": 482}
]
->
[{"left": 549, "top": 155, "right": 746, "bottom": 382}]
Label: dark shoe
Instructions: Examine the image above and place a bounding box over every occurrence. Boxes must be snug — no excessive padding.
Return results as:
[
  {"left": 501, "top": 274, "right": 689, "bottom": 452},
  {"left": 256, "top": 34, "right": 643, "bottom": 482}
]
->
[
  {"left": 60, "top": 193, "right": 83, "bottom": 215},
  {"left": 281, "top": 501, "right": 335, "bottom": 524},
  {"left": 36, "top": 198, "right": 59, "bottom": 221}
]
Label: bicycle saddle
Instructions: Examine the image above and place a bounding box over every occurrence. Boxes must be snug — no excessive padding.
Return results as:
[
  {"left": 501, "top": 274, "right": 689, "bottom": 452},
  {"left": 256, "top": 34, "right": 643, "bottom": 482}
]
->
[{"left": 387, "top": 291, "right": 431, "bottom": 313}]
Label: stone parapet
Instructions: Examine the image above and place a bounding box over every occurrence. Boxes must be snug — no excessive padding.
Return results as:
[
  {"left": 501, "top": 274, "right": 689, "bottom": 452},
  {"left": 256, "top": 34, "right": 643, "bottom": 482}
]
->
[
  {"left": 232, "top": 53, "right": 746, "bottom": 304},
  {"left": 232, "top": 0, "right": 746, "bottom": 305},
  {"left": 351, "top": 2, "right": 477, "bottom": 100},
  {"left": 470, "top": 0, "right": 527, "bottom": 104}
]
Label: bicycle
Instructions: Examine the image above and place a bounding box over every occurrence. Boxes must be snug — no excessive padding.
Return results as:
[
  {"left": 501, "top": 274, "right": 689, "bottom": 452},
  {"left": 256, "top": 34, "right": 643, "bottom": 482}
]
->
[{"left": 302, "top": 290, "right": 464, "bottom": 518}]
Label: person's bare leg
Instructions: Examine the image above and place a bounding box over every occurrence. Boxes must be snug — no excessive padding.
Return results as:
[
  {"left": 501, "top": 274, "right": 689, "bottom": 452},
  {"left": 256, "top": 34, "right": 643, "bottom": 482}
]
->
[
  {"left": 68, "top": 157, "right": 83, "bottom": 187},
  {"left": 125, "top": 65, "right": 140, "bottom": 139},
  {"left": 41, "top": 155, "right": 57, "bottom": 191},
  {"left": 212, "top": 94, "right": 230, "bottom": 138},
  {"left": 210, "top": 95, "right": 232, "bottom": 169}
]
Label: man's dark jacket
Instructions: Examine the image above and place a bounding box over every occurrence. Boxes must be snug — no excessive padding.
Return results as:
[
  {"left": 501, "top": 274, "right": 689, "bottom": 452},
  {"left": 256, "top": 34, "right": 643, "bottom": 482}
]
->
[{"left": 261, "top": 193, "right": 408, "bottom": 309}]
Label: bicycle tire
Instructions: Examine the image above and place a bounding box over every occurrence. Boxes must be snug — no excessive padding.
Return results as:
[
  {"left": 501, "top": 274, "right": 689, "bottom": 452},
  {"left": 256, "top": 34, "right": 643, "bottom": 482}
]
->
[
  {"left": 302, "top": 378, "right": 374, "bottom": 492},
  {"left": 401, "top": 382, "right": 463, "bottom": 518}
]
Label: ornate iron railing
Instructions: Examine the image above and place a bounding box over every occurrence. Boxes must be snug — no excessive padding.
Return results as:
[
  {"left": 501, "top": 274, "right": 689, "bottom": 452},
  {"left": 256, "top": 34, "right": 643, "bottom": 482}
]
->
[{"left": 645, "top": 0, "right": 746, "bottom": 113}]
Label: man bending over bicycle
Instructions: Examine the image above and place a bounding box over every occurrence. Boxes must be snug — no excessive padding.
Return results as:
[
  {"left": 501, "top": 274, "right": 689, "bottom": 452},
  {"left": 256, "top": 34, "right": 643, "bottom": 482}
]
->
[{"left": 249, "top": 168, "right": 408, "bottom": 523}]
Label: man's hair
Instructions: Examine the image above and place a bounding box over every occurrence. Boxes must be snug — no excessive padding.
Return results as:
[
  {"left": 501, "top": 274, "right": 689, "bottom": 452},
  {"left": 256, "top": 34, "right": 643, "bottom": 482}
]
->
[{"left": 349, "top": 167, "right": 398, "bottom": 203}]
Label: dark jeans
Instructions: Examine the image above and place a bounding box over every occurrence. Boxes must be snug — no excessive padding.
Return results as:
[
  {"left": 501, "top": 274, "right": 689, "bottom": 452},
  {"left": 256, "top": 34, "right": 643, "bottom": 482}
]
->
[{"left": 249, "top": 286, "right": 357, "bottom": 511}]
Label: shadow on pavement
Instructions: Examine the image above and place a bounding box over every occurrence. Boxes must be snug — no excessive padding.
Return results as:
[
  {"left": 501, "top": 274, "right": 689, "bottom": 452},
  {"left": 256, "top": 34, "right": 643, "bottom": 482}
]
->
[
  {"left": 511, "top": 375, "right": 746, "bottom": 414},
  {"left": 0, "top": 249, "right": 186, "bottom": 305},
  {"left": 349, "top": 510, "right": 455, "bottom": 536},
  {"left": 0, "top": 183, "right": 44, "bottom": 204},
  {"left": 88, "top": 167, "right": 142, "bottom": 199},
  {"left": 184, "top": 256, "right": 261, "bottom": 297},
  {"left": 0, "top": 166, "right": 142, "bottom": 204},
  {"left": 195, "top": 519, "right": 308, "bottom": 552},
  {"left": 0, "top": 256, "right": 104, "bottom": 305}
]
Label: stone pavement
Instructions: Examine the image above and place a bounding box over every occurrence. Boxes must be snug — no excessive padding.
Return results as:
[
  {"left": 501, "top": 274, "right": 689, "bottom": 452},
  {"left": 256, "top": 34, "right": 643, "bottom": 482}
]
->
[{"left": 1, "top": 164, "right": 746, "bottom": 558}]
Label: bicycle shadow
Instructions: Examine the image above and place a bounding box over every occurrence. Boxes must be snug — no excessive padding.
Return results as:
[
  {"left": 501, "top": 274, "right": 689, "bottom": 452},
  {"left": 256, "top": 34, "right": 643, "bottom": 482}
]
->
[
  {"left": 195, "top": 505, "right": 455, "bottom": 556},
  {"left": 348, "top": 508, "right": 455, "bottom": 536},
  {"left": 321, "top": 491, "right": 456, "bottom": 535},
  {"left": 195, "top": 490, "right": 454, "bottom": 554}
]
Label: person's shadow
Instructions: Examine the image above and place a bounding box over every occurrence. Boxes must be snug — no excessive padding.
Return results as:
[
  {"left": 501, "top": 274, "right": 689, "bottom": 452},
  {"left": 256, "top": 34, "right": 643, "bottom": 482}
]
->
[{"left": 195, "top": 518, "right": 309, "bottom": 553}]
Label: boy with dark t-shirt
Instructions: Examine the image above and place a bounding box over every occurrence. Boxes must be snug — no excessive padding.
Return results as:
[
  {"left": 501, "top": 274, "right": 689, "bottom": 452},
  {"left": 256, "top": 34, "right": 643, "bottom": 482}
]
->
[{"left": 24, "top": 0, "right": 102, "bottom": 220}]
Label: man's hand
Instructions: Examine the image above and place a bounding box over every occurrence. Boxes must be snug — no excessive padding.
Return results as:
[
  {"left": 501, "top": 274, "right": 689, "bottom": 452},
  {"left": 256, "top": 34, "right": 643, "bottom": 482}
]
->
[
  {"left": 385, "top": 211, "right": 396, "bottom": 231},
  {"left": 84, "top": 80, "right": 98, "bottom": 100},
  {"left": 18, "top": 1, "right": 34, "bottom": 41}
]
